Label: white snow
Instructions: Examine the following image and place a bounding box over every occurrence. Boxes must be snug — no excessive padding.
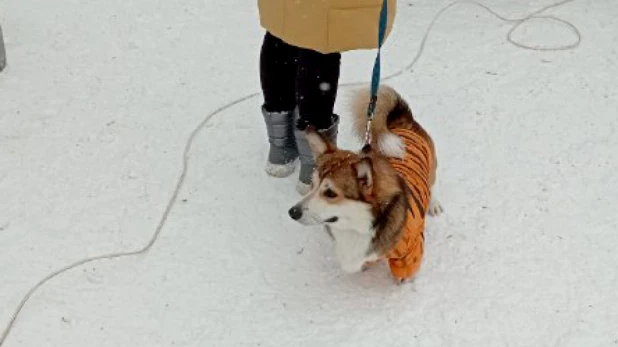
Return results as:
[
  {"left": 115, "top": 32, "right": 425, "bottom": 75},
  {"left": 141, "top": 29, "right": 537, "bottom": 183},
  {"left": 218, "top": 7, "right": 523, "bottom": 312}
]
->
[{"left": 1, "top": 0, "right": 617, "bottom": 346}]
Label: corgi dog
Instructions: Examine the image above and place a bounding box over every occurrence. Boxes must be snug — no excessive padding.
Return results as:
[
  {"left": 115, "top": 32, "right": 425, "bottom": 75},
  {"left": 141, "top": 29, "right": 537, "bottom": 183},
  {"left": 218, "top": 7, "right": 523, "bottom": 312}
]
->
[{"left": 288, "top": 85, "right": 443, "bottom": 283}]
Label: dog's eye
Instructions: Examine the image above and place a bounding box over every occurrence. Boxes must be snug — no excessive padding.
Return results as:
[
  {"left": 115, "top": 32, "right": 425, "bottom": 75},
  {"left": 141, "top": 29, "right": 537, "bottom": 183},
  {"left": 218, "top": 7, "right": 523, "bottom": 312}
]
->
[{"left": 323, "top": 189, "right": 338, "bottom": 199}]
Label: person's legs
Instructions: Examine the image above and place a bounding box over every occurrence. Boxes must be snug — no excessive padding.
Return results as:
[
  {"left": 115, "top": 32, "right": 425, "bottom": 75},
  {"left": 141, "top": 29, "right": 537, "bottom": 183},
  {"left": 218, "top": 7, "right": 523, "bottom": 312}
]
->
[
  {"left": 260, "top": 32, "right": 298, "bottom": 112},
  {"left": 295, "top": 49, "right": 341, "bottom": 129},
  {"left": 259, "top": 32, "right": 299, "bottom": 177},
  {"left": 294, "top": 48, "right": 342, "bottom": 194}
]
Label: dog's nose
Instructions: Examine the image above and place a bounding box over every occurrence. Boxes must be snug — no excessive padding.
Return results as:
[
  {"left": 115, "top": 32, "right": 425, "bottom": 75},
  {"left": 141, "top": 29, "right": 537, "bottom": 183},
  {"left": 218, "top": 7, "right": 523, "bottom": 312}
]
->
[{"left": 288, "top": 206, "right": 303, "bottom": 220}]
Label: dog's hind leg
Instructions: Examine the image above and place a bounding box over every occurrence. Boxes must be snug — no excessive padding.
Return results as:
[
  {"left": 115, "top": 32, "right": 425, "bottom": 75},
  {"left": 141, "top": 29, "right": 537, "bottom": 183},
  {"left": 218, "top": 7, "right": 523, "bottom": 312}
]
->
[
  {"left": 427, "top": 144, "right": 443, "bottom": 217},
  {"left": 428, "top": 183, "right": 444, "bottom": 217}
]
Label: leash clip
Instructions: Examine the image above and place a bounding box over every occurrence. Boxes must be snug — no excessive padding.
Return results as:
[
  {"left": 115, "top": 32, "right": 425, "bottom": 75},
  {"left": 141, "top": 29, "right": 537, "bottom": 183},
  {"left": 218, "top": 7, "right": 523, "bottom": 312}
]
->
[
  {"left": 363, "top": 118, "right": 373, "bottom": 148},
  {"left": 362, "top": 94, "right": 378, "bottom": 153},
  {"left": 363, "top": 95, "right": 378, "bottom": 150}
]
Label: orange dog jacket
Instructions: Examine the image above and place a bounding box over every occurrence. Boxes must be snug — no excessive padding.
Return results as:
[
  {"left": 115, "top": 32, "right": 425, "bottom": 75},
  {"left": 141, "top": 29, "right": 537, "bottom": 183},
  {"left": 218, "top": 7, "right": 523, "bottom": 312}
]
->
[{"left": 385, "top": 128, "right": 434, "bottom": 280}]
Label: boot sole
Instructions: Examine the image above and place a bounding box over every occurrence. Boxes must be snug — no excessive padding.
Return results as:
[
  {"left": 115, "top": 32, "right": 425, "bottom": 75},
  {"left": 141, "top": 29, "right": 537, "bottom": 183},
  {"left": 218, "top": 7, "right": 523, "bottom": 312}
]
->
[
  {"left": 295, "top": 181, "right": 312, "bottom": 195},
  {"left": 265, "top": 160, "right": 297, "bottom": 178}
]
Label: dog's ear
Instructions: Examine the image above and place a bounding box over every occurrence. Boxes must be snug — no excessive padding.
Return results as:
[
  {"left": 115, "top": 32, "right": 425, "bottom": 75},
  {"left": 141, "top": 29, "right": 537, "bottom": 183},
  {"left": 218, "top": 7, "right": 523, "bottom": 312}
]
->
[
  {"left": 355, "top": 157, "right": 373, "bottom": 196},
  {"left": 305, "top": 126, "right": 334, "bottom": 159}
]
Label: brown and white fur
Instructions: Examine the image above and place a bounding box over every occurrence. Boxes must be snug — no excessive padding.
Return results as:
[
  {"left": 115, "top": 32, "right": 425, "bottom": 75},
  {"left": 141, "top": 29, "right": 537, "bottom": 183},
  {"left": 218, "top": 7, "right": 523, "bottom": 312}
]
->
[{"left": 288, "top": 85, "right": 443, "bottom": 281}]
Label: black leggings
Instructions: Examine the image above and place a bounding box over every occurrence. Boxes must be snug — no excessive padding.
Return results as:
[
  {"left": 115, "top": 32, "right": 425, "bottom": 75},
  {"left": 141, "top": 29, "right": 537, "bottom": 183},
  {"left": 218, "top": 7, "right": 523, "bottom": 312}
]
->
[{"left": 260, "top": 32, "right": 341, "bottom": 130}]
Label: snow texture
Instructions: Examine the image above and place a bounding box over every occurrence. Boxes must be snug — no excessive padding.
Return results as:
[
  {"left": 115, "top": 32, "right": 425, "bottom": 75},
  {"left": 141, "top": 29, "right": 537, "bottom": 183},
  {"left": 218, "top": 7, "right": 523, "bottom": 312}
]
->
[{"left": 1, "top": 0, "right": 617, "bottom": 346}]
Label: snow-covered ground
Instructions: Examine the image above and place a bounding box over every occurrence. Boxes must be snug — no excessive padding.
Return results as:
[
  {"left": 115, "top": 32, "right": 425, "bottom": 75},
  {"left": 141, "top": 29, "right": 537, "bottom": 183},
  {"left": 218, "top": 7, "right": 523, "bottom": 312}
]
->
[{"left": 1, "top": 0, "right": 617, "bottom": 346}]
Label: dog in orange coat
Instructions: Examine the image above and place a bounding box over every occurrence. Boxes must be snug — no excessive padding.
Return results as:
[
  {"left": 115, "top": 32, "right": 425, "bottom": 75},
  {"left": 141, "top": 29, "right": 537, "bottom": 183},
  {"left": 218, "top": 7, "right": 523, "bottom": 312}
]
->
[{"left": 288, "top": 85, "right": 443, "bottom": 284}]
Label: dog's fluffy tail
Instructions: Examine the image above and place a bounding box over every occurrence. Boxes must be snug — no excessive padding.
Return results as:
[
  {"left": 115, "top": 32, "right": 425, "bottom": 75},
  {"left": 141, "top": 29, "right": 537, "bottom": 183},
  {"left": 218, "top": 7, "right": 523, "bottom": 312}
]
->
[{"left": 351, "top": 85, "right": 411, "bottom": 158}]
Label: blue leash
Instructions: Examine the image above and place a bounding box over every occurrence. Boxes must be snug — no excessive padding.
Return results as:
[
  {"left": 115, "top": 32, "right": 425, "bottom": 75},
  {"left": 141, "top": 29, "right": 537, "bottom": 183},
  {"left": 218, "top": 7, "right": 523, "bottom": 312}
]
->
[{"left": 363, "top": 0, "right": 389, "bottom": 150}]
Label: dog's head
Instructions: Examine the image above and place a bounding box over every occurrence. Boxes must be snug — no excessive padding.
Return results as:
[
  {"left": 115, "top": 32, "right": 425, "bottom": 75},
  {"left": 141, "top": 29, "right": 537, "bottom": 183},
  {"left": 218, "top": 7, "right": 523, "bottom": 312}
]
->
[{"left": 288, "top": 127, "right": 397, "bottom": 233}]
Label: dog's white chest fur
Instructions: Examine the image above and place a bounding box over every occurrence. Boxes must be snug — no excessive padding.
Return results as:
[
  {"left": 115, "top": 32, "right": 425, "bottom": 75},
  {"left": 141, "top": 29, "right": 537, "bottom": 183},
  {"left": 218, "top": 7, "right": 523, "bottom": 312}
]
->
[{"left": 329, "top": 227, "right": 378, "bottom": 273}]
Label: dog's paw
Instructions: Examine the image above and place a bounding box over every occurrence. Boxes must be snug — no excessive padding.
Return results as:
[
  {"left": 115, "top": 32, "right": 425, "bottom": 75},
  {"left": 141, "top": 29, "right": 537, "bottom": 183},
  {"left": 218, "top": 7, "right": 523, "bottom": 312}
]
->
[
  {"left": 361, "top": 260, "right": 380, "bottom": 272},
  {"left": 428, "top": 198, "right": 444, "bottom": 216},
  {"left": 394, "top": 277, "right": 407, "bottom": 285},
  {"left": 341, "top": 261, "right": 365, "bottom": 274}
]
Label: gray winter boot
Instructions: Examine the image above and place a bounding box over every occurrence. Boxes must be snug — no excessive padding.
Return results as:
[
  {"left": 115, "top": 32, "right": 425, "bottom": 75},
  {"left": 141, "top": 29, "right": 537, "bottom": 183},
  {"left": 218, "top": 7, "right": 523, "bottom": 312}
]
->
[
  {"left": 262, "top": 107, "right": 299, "bottom": 177},
  {"left": 294, "top": 114, "right": 339, "bottom": 195}
]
